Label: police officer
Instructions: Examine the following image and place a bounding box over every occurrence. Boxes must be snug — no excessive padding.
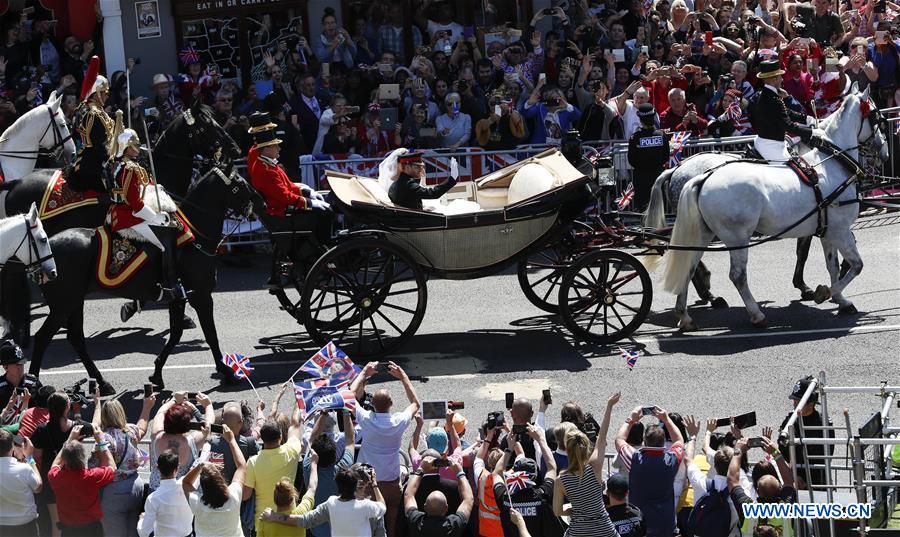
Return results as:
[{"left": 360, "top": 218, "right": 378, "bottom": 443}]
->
[
  {"left": 748, "top": 59, "right": 817, "bottom": 162},
  {"left": 777, "top": 376, "right": 834, "bottom": 488},
  {"left": 627, "top": 103, "right": 669, "bottom": 211},
  {"left": 0, "top": 340, "right": 42, "bottom": 411}
]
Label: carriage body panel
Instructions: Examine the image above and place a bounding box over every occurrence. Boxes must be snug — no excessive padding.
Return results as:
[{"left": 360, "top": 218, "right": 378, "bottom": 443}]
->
[{"left": 324, "top": 150, "right": 595, "bottom": 278}]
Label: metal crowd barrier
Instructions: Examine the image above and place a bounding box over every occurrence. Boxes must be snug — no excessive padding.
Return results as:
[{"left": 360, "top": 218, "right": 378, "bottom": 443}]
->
[{"left": 780, "top": 371, "right": 900, "bottom": 536}]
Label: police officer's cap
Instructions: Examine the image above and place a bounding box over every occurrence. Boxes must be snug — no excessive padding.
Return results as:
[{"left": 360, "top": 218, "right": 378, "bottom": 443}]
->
[
  {"left": 637, "top": 103, "right": 656, "bottom": 119},
  {"left": 789, "top": 375, "right": 818, "bottom": 404},
  {"left": 0, "top": 340, "right": 26, "bottom": 366}
]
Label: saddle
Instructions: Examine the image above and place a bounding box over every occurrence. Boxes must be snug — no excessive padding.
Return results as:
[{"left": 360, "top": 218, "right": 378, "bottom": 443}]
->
[
  {"left": 94, "top": 213, "right": 195, "bottom": 289},
  {"left": 743, "top": 147, "right": 827, "bottom": 237},
  {"left": 40, "top": 170, "right": 103, "bottom": 220}
]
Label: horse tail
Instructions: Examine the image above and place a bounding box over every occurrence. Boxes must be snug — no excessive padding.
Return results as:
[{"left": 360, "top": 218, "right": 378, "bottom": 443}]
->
[
  {"left": 643, "top": 168, "right": 671, "bottom": 230},
  {"left": 662, "top": 178, "right": 708, "bottom": 295}
]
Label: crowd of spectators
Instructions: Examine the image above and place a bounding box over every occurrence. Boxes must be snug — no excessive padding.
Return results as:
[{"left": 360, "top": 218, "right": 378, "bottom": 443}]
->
[
  {"left": 3, "top": 0, "right": 900, "bottom": 180},
  {"left": 1, "top": 338, "right": 837, "bottom": 537}
]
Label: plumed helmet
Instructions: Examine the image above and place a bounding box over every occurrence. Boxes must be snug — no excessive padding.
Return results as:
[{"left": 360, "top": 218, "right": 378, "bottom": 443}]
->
[
  {"left": 80, "top": 56, "right": 109, "bottom": 102},
  {"left": 115, "top": 128, "right": 142, "bottom": 158}
]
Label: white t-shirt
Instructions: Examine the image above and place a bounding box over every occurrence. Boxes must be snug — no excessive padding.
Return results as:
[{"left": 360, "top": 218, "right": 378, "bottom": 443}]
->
[
  {"left": 189, "top": 482, "right": 243, "bottom": 537},
  {"left": 326, "top": 496, "right": 387, "bottom": 537},
  {"left": 356, "top": 407, "right": 413, "bottom": 481},
  {"left": 0, "top": 457, "right": 40, "bottom": 526},
  {"left": 427, "top": 20, "right": 464, "bottom": 50},
  {"left": 313, "top": 108, "right": 337, "bottom": 155}
]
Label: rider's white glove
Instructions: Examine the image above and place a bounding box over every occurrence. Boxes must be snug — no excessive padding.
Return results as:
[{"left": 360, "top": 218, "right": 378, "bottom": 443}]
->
[
  {"left": 812, "top": 128, "right": 827, "bottom": 139},
  {"left": 450, "top": 157, "right": 459, "bottom": 180},
  {"left": 134, "top": 205, "right": 168, "bottom": 226},
  {"left": 310, "top": 198, "right": 331, "bottom": 211}
]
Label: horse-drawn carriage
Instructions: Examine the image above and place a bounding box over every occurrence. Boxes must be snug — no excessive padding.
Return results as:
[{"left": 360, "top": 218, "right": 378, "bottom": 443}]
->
[{"left": 266, "top": 148, "right": 654, "bottom": 358}]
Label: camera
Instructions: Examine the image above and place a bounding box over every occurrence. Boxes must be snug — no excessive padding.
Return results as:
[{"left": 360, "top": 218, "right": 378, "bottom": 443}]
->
[
  {"left": 345, "top": 105, "right": 360, "bottom": 114},
  {"left": 433, "top": 458, "right": 451, "bottom": 467},
  {"left": 545, "top": 98, "right": 560, "bottom": 107},
  {"left": 458, "top": 79, "right": 468, "bottom": 92},
  {"left": 486, "top": 411, "right": 505, "bottom": 430},
  {"left": 581, "top": 413, "right": 600, "bottom": 443},
  {"left": 62, "top": 378, "right": 89, "bottom": 407},
  {"left": 80, "top": 423, "right": 94, "bottom": 438}
]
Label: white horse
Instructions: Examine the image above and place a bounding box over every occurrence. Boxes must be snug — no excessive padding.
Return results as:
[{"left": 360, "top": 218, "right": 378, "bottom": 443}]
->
[
  {"left": 0, "top": 91, "right": 76, "bottom": 182},
  {"left": 661, "top": 87, "right": 888, "bottom": 330}
]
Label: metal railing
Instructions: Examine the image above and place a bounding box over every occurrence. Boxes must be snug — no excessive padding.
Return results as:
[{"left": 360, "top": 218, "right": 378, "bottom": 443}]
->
[{"left": 779, "top": 371, "right": 900, "bottom": 536}]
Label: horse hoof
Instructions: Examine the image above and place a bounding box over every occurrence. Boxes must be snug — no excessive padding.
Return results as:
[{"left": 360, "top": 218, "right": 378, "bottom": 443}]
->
[
  {"left": 678, "top": 321, "right": 698, "bottom": 332},
  {"left": 839, "top": 304, "right": 858, "bottom": 315},
  {"left": 813, "top": 285, "right": 831, "bottom": 304},
  {"left": 751, "top": 317, "right": 768, "bottom": 329},
  {"left": 148, "top": 373, "right": 165, "bottom": 391},
  {"left": 799, "top": 289, "right": 815, "bottom": 301},
  {"left": 98, "top": 380, "right": 117, "bottom": 397},
  {"left": 711, "top": 297, "right": 729, "bottom": 309},
  {"left": 181, "top": 316, "right": 196, "bottom": 330},
  {"left": 216, "top": 366, "right": 239, "bottom": 385}
]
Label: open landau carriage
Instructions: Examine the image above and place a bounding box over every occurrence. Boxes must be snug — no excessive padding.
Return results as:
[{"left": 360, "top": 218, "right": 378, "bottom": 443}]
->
[{"left": 268, "top": 148, "right": 654, "bottom": 358}]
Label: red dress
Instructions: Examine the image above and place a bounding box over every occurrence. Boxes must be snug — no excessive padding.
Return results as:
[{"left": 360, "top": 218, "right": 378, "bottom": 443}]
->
[
  {"left": 107, "top": 159, "right": 155, "bottom": 231},
  {"left": 247, "top": 145, "right": 307, "bottom": 216}
]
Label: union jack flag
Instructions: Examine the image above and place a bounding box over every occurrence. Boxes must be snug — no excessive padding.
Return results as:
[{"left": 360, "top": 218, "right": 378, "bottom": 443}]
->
[
  {"left": 179, "top": 47, "right": 201, "bottom": 66},
  {"left": 294, "top": 376, "right": 351, "bottom": 391},
  {"left": 616, "top": 182, "right": 635, "bottom": 210},
  {"left": 294, "top": 384, "right": 357, "bottom": 420},
  {"left": 667, "top": 131, "right": 692, "bottom": 168},
  {"left": 725, "top": 102, "right": 742, "bottom": 120},
  {"left": 299, "top": 341, "right": 361, "bottom": 383},
  {"left": 620, "top": 347, "right": 640, "bottom": 370},
  {"left": 505, "top": 471, "right": 535, "bottom": 494},
  {"left": 895, "top": 120, "right": 900, "bottom": 136},
  {"left": 221, "top": 353, "right": 254, "bottom": 379}
]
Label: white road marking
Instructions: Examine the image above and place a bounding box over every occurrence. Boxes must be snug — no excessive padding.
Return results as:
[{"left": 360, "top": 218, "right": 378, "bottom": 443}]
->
[{"left": 39, "top": 324, "right": 900, "bottom": 377}]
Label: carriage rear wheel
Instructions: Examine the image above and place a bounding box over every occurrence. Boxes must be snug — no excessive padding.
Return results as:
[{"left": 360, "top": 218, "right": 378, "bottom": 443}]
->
[
  {"left": 517, "top": 221, "right": 594, "bottom": 314},
  {"left": 300, "top": 237, "right": 427, "bottom": 359},
  {"left": 558, "top": 249, "right": 652, "bottom": 344}
]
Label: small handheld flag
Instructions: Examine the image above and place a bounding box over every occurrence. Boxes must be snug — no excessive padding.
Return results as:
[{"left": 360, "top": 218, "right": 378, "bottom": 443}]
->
[
  {"left": 620, "top": 347, "right": 640, "bottom": 370},
  {"left": 505, "top": 471, "right": 536, "bottom": 494},
  {"left": 616, "top": 182, "right": 635, "bottom": 210},
  {"left": 294, "top": 384, "right": 357, "bottom": 420},
  {"left": 221, "top": 353, "right": 262, "bottom": 401},
  {"left": 291, "top": 341, "right": 360, "bottom": 383},
  {"left": 667, "top": 131, "right": 692, "bottom": 168}
]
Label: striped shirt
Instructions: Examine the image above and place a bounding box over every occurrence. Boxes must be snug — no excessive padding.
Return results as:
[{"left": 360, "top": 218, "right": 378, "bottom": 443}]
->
[{"left": 558, "top": 465, "right": 620, "bottom": 537}]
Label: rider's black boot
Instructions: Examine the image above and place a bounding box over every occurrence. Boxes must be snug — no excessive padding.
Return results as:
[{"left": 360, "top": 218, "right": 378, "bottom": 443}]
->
[{"left": 153, "top": 227, "right": 187, "bottom": 302}]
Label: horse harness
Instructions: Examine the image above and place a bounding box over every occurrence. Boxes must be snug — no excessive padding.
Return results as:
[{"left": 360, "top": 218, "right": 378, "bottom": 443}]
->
[
  {"left": 665, "top": 133, "right": 870, "bottom": 252},
  {"left": 0, "top": 105, "right": 74, "bottom": 166},
  {"left": 0, "top": 216, "right": 55, "bottom": 281}
]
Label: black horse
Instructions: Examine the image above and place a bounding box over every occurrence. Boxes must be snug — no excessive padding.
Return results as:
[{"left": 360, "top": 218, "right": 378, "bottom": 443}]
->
[
  {"left": 0, "top": 101, "right": 240, "bottom": 344},
  {"left": 28, "top": 162, "right": 265, "bottom": 393}
]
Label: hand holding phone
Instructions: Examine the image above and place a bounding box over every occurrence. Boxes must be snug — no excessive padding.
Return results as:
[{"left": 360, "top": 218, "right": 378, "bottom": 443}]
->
[
  {"left": 542, "top": 389, "right": 552, "bottom": 405},
  {"left": 505, "top": 392, "right": 514, "bottom": 410},
  {"left": 641, "top": 406, "right": 657, "bottom": 416}
]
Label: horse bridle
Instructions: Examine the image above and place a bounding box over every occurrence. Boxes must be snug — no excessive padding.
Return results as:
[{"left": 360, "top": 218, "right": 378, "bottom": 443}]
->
[
  {"left": 0, "top": 105, "right": 73, "bottom": 161},
  {"left": 176, "top": 166, "right": 255, "bottom": 256},
  {"left": 154, "top": 108, "right": 228, "bottom": 163},
  {"left": 0, "top": 216, "right": 55, "bottom": 283}
]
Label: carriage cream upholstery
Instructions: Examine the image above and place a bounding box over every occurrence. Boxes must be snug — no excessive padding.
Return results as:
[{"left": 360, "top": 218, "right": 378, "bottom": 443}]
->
[
  {"left": 326, "top": 149, "right": 585, "bottom": 212},
  {"left": 474, "top": 149, "right": 582, "bottom": 208}
]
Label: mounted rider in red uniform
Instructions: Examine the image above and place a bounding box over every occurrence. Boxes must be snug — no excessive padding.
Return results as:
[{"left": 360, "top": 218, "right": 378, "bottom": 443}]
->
[
  {"left": 69, "top": 56, "right": 119, "bottom": 193},
  {"left": 107, "top": 128, "right": 186, "bottom": 301},
  {"left": 245, "top": 112, "right": 331, "bottom": 287}
]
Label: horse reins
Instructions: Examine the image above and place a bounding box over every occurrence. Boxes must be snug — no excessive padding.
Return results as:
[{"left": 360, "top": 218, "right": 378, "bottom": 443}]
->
[
  {"left": 663, "top": 111, "right": 878, "bottom": 253},
  {"left": 0, "top": 216, "right": 55, "bottom": 280},
  {"left": 0, "top": 105, "right": 73, "bottom": 161}
]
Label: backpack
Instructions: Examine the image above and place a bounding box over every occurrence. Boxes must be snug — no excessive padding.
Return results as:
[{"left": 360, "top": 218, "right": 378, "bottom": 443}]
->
[{"left": 686, "top": 478, "right": 732, "bottom": 537}]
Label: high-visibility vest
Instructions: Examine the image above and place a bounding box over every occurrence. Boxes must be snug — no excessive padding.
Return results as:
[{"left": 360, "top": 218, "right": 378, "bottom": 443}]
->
[{"left": 477, "top": 469, "right": 503, "bottom": 537}]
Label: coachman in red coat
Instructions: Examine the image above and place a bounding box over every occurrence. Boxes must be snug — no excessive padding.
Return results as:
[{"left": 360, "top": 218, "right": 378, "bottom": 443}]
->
[{"left": 245, "top": 112, "right": 331, "bottom": 288}]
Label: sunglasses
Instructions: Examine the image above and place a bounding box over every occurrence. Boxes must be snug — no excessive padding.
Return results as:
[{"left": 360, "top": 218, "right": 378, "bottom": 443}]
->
[{"left": 654, "top": 44, "right": 666, "bottom": 49}]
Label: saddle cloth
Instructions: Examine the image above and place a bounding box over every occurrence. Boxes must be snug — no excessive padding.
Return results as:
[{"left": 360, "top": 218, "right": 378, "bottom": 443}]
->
[
  {"left": 743, "top": 148, "right": 820, "bottom": 187},
  {"left": 40, "top": 170, "right": 102, "bottom": 220},
  {"left": 94, "top": 212, "right": 194, "bottom": 289}
]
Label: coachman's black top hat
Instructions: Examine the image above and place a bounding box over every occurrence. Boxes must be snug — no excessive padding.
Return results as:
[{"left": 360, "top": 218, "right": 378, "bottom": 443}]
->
[{"left": 248, "top": 112, "right": 281, "bottom": 149}]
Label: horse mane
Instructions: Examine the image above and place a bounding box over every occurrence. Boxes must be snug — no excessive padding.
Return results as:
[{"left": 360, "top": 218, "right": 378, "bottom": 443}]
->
[
  {"left": 0, "top": 214, "right": 26, "bottom": 229},
  {"left": 0, "top": 105, "right": 49, "bottom": 143}
]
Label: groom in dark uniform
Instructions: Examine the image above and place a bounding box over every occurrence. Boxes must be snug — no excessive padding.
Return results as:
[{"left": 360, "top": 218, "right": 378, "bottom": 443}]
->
[{"left": 388, "top": 152, "right": 458, "bottom": 211}]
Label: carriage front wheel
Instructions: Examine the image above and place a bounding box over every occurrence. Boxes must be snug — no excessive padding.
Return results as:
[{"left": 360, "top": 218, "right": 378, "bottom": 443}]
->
[
  {"left": 300, "top": 237, "right": 427, "bottom": 359},
  {"left": 558, "top": 249, "right": 652, "bottom": 344}
]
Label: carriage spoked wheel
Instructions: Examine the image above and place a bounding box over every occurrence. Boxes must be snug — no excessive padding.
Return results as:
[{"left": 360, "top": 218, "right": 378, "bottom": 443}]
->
[
  {"left": 517, "top": 221, "right": 594, "bottom": 314},
  {"left": 558, "top": 249, "right": 652, "bottom": 344},
  {"left": 300, "top": 237, "right": 427, "bottom": 358}
]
